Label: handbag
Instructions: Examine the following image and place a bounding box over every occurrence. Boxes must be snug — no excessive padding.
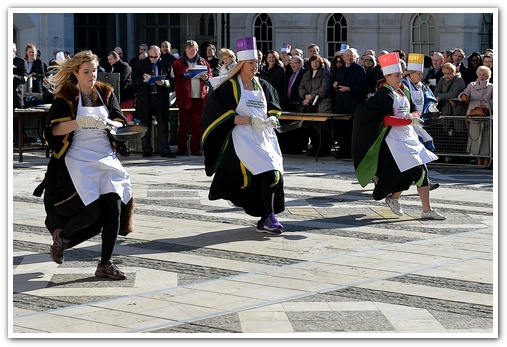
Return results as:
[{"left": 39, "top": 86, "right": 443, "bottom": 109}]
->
[
  {"left": 466, "top": 105, "right": 489, "bottom": 141},
  {"left": 291, "top": 97, "right": 318, "bottom": 113},
  {"left": 467, "top": 105, "right": 489, "bottom": 120}
]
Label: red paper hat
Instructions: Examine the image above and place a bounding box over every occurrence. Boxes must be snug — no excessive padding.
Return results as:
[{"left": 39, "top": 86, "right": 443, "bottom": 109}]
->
[{"left": 378, "top": 52, "right": 402, "bottom": 75}]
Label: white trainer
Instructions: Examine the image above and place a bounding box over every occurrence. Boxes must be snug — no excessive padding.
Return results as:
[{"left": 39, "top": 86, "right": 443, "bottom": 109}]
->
[
  {"left": 385, "top": 195, "right": 403, "bottom": 216},
  {"left": 421, "top": 208, "right": 446, "bottom": 220}
]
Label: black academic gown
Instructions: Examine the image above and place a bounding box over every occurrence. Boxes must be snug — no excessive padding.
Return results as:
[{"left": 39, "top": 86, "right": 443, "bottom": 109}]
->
[
  {"left": 352, "top": 83, "right": 424, "bottom": 201},
  {"left": 201, "top": 76, "right": 285, "bottom": 217}
]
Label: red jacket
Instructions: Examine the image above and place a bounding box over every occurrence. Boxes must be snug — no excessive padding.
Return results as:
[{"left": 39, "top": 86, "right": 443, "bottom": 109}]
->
[{"left": 172, "top": 56, "right": 212, "bottom": 109}]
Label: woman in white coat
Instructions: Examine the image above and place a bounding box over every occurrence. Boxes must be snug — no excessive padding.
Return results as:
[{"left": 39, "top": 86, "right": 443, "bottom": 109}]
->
[{"left": 459, "top": 65, "right": 493, "bottom": 167}]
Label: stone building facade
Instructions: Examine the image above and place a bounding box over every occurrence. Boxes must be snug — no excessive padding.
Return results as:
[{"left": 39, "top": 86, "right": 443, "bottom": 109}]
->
[{"left": 12, "top": 11, "right": 494, "bottom": 66}]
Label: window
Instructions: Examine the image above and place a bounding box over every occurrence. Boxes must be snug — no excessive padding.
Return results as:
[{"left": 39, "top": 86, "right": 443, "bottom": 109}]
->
[
  {"left": 327, "top": 13, "right": 347, "bottom": 59},
  {"left": 199, "top": 15, "right": 206, "bottom": 36},
  {"left": 411, "top": 13, "right": 435, "bottom": 54},
  {"left": 254, "top": 13, "right": 272, "bottom": 55},
  {"left": 74, "top": 13, "right": 110, "bottom": 66},
  {"left": 138, "top": 13, "right": 181, "bottom": 53},
  {"left": 208, "top": 14, "right": 215, "bottom": 36}
]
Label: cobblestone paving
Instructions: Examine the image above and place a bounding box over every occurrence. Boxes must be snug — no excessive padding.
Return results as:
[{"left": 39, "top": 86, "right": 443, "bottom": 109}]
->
[{"left": 10, "top": 152, "right": 495, "bottom": 337}]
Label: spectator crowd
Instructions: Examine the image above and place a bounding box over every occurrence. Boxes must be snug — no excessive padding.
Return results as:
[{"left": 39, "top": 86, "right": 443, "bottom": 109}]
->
[{"left": 13, "top": 40, "right": 493, "bottom": 165}]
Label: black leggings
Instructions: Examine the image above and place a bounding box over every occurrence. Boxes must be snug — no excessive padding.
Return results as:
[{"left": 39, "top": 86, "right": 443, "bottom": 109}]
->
[
  {"left": 259, "top": 170, "right": 281, "bottom": 220},
  {"left": 60, "top": 192, "right": 121, "bottom": 265}
]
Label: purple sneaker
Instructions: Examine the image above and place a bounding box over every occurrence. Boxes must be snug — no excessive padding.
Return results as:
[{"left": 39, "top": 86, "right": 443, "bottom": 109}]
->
[
  {"left": 256, "top": 217, "right": 282, "bottom": 235},
  {"left": 263, "top": 213, "right": 283, "bottom": 232}
]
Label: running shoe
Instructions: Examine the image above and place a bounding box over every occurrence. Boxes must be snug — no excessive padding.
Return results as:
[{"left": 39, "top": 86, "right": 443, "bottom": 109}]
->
[
  {"left": 95, "top": 260, "right": 126, "bottom": 280},
  {"left": 385, "top": 195, "right": 404, "bottom": 216}
]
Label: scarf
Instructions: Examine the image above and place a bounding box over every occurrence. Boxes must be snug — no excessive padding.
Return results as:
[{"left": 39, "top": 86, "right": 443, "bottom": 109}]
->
[{"left": 183, "top": 53, "right": 201, "bottom": 66}]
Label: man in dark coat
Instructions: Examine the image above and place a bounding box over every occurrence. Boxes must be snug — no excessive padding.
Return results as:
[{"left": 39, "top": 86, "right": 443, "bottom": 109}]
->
[
  {"left": 132, "top": 45, "right": 175, "bottom": 158},
  {"left": 160, "top": 41, "right": 177, "bottom": 65},
  {"left": 332, "top": 48, "right": 368, "bottom": 159},
  {"left": 423, "top": 52, "right": 445, "bottom": 92},
  {"left": 105, "top": 51, "right": 135, "bottom": 104}
]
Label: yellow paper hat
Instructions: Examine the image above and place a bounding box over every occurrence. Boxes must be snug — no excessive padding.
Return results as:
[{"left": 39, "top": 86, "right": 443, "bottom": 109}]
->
[{"left": 407, "top": 53, "right": 424, "bottom": 72}]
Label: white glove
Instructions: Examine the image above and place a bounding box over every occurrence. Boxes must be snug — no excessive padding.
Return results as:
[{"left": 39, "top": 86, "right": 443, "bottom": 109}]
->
[
  {"left": 105, "top": 118, "right": 124, "bottom": 129},
  {"left": 249, "top": 116, "right": 266, "bottom": 128},
  {"left": 427, "top": 103, "right": 439, "bottom": 113},
  {"left": 76, "top": 115, "right": 108, "bottom": 129},
  {"left": 403, "top": 112, "right": 412, "bottom": 119},
  {"left": 265, "top": 116, "right": 279, "bottom": 129},
  {"left": 410, "top": 117, "right": 424, "bottom": 126}
]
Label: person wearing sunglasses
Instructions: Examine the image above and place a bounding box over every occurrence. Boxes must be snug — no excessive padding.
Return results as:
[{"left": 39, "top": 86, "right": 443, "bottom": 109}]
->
[{"left": 132, "top": 45, "right": 176, "bottom": 158}]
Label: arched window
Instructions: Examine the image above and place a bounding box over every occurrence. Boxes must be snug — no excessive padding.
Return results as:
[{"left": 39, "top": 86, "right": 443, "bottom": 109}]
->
[
  {"left": 254, "top": 13, "right": 272, "bottom": 55},
  {"left": 199, "top": 14, "right": 206, "bottom": 36},
  {"left": 326, "top": 13, "right": 347, "bottom": 59},
  {"left": 411, "top": 13, "right": 435, "bottom": 54}
]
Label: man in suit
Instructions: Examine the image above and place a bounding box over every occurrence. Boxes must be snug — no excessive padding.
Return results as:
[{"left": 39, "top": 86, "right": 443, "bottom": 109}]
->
[
  {"left": 114, "top": 46, "right": 125, "bottom": 63},
  {"left": 129, "top": 43, "right": 149, "bottom": 70},
  {"left": 132, "top": 45, "right": 175, "bottom": 158},
  {"left": 281, "top": 55, "right": 305, "bottom": 111},
  {"left": 452, "top": 48, "right": 467, "bottom": 75},
  {"left": 106, "top": 51, "right": 135, "bottom": 105},
  {"left": 304, "top": 44, "right": 330, "bottom": 72},
  {"left": 160, "top": 41, "right": 176, "bottom": 65},
  {"left": 13, "top": 42, "right": 27, "bottom": 146},
  {"left": 277, "top": 55, "right": 308, "bottom": 154},
  {"left": 106, "top": 51, "right": 135, "bottom": 123}
]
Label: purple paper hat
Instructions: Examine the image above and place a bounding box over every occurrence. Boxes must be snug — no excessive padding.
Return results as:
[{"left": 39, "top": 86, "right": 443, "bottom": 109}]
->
[
  {"left": 281, "top": 43, "right": 291, "bottom": 53},
  {"left": 236, "top": 37, "right": 258, "bottom": 61}
]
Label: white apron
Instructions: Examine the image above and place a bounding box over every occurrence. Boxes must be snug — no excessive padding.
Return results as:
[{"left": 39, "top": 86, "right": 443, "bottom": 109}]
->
[
  {"left": 65, "top": 90, "right": 132, "bottom": 206},
  {"left": 385, "top": 85, "right": 437, "bottom": 172},
  {"left": 407, "top": 80, "right": 424, "bottom": 114},
  {"left": 406, "top": 80, "right": 434, "bottom": 143},
  {"left": 231, "top": 76, "right": 283, "bottom": 175}
]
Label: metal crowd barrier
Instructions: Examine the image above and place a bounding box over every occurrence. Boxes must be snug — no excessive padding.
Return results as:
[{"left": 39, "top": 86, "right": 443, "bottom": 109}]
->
[{"left": 425, "top": 98, "right": 493, "bottom": 164}]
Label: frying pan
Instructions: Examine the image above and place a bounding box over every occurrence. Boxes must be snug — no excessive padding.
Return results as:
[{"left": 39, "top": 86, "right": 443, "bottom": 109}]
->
[
  {"left": 420, "top": 111, "right": 442, "bottom": 119},
  {"left": 420, "top": 112, "right": 444, "bottom": 127},
  {"left": 108, "top": 124, "right": 148, "bottom": 141},
  {"left": 275, "top": 120, "right": 303, "bottom": 133},
  {"left": 422, "top": 118, "right": 444, "bottom": 127}
]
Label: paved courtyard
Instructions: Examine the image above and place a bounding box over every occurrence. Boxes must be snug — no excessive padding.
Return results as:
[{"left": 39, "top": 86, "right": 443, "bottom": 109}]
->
[{"left": 10, "top": 150, "right": 496, "bottom": 339}]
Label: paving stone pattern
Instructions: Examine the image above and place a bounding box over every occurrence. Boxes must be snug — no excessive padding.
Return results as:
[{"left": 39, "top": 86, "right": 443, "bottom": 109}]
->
[{"left": 11, "top": 152, "right": 495, "bottom": 337}]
